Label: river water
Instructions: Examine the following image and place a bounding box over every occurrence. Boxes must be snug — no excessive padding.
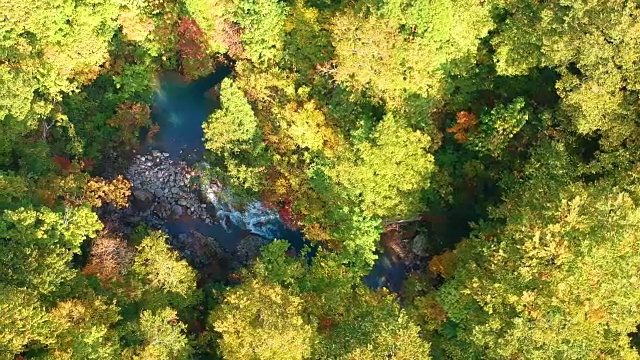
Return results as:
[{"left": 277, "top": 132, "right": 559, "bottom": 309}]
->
[{"left": 149, "top": 70, "right": 406, "bottom": 291}]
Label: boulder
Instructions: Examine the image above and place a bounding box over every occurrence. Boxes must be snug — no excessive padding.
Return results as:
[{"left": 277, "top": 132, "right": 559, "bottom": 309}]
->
[
  {"left": 132, "top": 189, "right": 155, "bottom": 211},
  {"left": 411, "top": 233, "right": 429, "bottom": 257},
  {"left": 169, "top": 205, "right": 183, "bottom": 220}
]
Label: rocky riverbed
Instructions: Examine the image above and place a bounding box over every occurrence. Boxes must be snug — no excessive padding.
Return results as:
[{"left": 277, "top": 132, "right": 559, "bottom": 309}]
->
[
  {"left": 100, "top": 149, "right": 274, "bottom": 280},
  {"left": 98, "top": 147, "right": 432, "bottom": 290},
  {"left": 126, "top": 150, "right": 212, "bottom": 223}
]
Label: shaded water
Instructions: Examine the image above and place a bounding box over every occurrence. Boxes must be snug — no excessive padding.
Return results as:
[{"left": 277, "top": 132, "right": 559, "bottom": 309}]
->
[{"left": 149, "top": 69, "right": 405, "bottom": 290}]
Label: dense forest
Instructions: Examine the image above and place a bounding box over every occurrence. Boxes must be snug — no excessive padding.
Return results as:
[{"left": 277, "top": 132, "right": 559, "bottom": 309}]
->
[{"left": 2, "top": 0, "right": 640, "bottom": 359}]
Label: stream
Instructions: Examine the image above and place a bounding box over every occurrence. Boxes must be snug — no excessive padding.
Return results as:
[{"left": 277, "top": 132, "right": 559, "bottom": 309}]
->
[{"left": 144, "top": 68, "right": 406, "bottom": 291}]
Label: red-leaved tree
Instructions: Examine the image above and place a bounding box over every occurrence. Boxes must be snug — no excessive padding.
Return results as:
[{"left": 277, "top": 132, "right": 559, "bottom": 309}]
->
[{"left": 177, "top": 17, "right": 213, "bottom": 80}]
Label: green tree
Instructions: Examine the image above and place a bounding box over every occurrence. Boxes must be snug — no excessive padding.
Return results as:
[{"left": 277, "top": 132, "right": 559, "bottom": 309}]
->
[
  {"left": 330, "top": 11, "right": 440, "bottom": 106},
  {"left": 0, "top": 172, "right": 32, "bottom": 209},
  {"left": 247, "top": 241, "right": 432, "bottom": 359},
  {"left": 330, "top": 0, "right": 492, "bottom": 107},
  {"left": 46, "top": 297, "right": 122, "bottom": 360},
  {"left": 131, "top": 231, "right": 200, "bottom": 311},
  {"left": 124, "top": 308, "right": 193, "bottom": 360},
  {"left": 490, "top": 0, "right": 640, "bottom": 149},
  {"left": 0, "top": 286, "right": 56, "bottom": 358},
  {"left": 282, "top": 0, "right": 334, "bottom": 75},
  {"left": 2, "top": 0, "right": 119, "bottom": 94},
  {"left": 203, "top": 79, "right": 261, "bottom": 154},
  {"left": 465, "top": 97, "right": 529, "bottom": 158},
  {"left": 434, "top": 142, "right": 640, "bottom": 359},
  {"left": 314, "top": 288, "right": 431, "bottom": 360},
  {"left": 230, "top": 0, "right": 289, "bottom": 65},
  {"left": 330, "top": 114, "right": 434, "bottom": 219},
  {"left": 0, "top": 206, "right": 102, "bottom": 296},
  {"left": 203, "top": 78, "right": 267, "bottom": 196}
]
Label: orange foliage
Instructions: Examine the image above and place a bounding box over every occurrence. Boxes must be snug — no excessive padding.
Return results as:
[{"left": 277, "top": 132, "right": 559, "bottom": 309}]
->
[
  {"left": 40, "top": 158, "right": 105, "bottom": 207},
  {"left": 81, "top": 158, "right": 95, "bottom": 170},
  {"left": 146, "top": 123, "right": 161, "bottom": 142},
  {"left": 446, "top": 111, "right": 478, "bottom": 143},
  {"left": 117, "top": 9, "right": 155, "bottom": 42},
  {"left": 53, "top": 156, "right": 72, "bottom": 171},
  {"left": 36, "top": 172, "right": 87, "bottom": 207},
  {"left": 83, "top": 231, "right": 135, "bottom": 282},
  {"left": 53, "top": 156, "right": 95, "bottom": 174},
  {"left": 278, "top": 198, "right": 300, "bottom": 229},
  {"left": 108, "top": 102, "right": 151, "bottom": 147},
  {"left": 108, "top": 102, "right": 151, "bottom": 130},
  {"left": 303, "top": 222, "right": 333, "bottom": 243},
  {"left": 428, "top": 250, "right": 457, "bottom": 279}
]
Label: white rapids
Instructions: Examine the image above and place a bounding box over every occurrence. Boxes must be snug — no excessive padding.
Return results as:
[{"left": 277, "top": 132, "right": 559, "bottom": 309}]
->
[{"left": 199, "top": 169, "right": 280, "bottom": 239}]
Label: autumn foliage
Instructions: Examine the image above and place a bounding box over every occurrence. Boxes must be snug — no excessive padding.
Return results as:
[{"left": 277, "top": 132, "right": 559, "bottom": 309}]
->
[
  {"left": 107, "top": 102, "right": 151, "bottom": 148},
  {"left": 447, "top": 111, "right": 478, "bottom": 143},
  {"left": 177, "top": 17, "right": 213, "bottom": 80},
  {"left": 83, "top": 231, "right": 135, "bottom": 282},
  {"left": 427, "top": 249, "right": 456, "bottom": 279},
  {"left": 212, "top": 19, "right": 244, "bottom": 58},
  {"left": 145, "top": 123, "right": 161, "bottom": 142},
  {"left": 84, "top": 175, "right": 132, "bottom": 209}
]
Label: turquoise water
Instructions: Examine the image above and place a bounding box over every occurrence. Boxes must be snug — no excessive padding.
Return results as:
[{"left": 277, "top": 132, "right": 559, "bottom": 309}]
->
[{"left": 150, "top": 71, "right": 220, "bottom": 162}]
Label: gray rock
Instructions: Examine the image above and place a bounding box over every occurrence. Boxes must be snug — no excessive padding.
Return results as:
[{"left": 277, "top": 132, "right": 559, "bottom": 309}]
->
[
  {"left": 168, "top": 205, "right": 184, "bottom": 221},
  {"left": 132, "top": 189, "right": 155, "bottom": 211},
  {"left": 153, "top": 188, "right": 163, "bottom": 198},
  {"left": 172, "top": 187, "right": 180, "bottom": 194},
  {"left": 177, "top": 199, "right": 187, "bottom": 206},
  {"left": 411, "top": 233, "right": 430, "bottom": 257}
]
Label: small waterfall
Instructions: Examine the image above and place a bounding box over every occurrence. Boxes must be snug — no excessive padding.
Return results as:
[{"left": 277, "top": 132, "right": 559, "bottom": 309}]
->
[{"left": 200, "top": 171, "right": 280, "bottom": 239}]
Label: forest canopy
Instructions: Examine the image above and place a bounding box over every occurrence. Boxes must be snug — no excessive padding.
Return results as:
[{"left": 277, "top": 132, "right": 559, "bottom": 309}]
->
[{"left": 2, "top": 0, "right": 640, "bottom": 359}]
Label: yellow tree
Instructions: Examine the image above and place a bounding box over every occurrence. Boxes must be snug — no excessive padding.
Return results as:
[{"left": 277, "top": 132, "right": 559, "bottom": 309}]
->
[
  {"left": 130, "top": 231, "right": 200, "bottom": 311},
  {"left": 210, "top": 279, "right": 315, "bottom": 360}
]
